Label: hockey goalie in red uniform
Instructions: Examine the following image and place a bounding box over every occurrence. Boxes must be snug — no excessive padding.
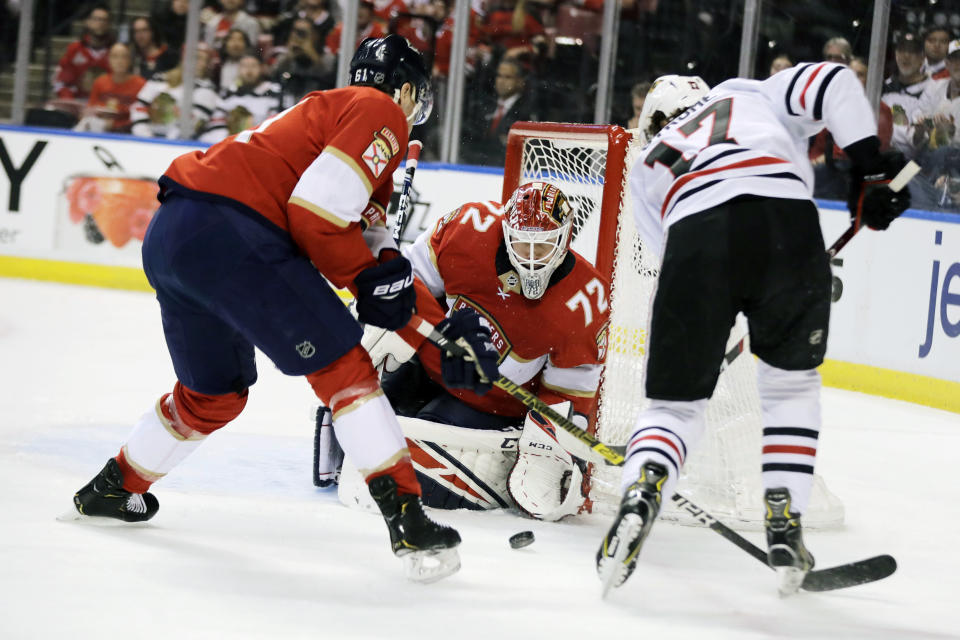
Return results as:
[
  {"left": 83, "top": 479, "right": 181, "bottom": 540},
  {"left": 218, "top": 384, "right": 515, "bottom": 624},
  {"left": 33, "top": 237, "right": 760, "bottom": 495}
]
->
[
  {"left": 328, "top": 182, "right": 611, "bottom": 521},
  {"left": 67, "top": 35, "right": 498, "bottom": 583}
]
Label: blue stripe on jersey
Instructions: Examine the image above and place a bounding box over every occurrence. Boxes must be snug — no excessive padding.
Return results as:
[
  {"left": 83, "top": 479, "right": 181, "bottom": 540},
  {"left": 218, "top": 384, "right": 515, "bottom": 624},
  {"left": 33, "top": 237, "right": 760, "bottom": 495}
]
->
[
  {"left": 668, "top": 172, "right": 804, "bottom": 216},
  {"left": 813, "top": 65, "right": 845, "bottom": 120},
  {"left": 785, "top": 63, "right": 816, "bottom": 116},
  {"left": 691, "top": 147, "right": 749, "bottom": 172}
]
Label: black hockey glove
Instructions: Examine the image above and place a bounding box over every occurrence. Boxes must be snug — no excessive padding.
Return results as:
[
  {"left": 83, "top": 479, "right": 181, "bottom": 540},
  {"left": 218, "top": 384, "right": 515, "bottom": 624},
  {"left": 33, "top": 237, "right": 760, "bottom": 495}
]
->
[
  {"left": 436, "top": 309, "right": 500, "bottom": 396},
  {"left": 354, "top": 256, "right": 416, "bottom": 331},
  {"left": 845, "top": 138, "right": 911, "bottom": 231}
]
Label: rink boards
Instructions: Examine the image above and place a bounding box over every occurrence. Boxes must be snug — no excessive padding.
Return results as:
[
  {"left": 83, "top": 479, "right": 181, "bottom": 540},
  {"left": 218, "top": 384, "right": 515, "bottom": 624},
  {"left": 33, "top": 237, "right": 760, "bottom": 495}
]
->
[{"left": 1, "top": 124, "right": 957, "bottom": 412}]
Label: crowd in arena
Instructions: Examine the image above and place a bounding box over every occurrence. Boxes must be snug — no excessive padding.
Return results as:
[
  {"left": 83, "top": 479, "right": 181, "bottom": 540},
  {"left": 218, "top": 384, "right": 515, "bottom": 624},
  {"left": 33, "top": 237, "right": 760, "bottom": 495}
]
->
[{"left": 12, "top": 1, "right": 960, "bottom": 211}]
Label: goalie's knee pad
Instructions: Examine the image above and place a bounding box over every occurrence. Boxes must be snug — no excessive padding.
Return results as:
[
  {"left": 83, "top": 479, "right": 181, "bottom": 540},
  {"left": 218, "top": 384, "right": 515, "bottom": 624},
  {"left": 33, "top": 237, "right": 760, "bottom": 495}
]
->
[{"left": 507, "top": 403, "right": 586, "bottom": 521}]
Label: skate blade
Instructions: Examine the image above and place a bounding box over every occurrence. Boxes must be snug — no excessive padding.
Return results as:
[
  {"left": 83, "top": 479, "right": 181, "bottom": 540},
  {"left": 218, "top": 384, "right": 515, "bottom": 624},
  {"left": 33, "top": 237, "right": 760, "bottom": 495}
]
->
[
  {"left": 776, "top": 566, "right": 807, "bottom": 597},
  {"left": 56, "top": 502, "right": 151, "bottom": 527},
  {"left": 598, "top": 513, "right": 644, "bottom": 598},
  {"left": 402, "top": 548, "right": 461, "bottom": 584}
]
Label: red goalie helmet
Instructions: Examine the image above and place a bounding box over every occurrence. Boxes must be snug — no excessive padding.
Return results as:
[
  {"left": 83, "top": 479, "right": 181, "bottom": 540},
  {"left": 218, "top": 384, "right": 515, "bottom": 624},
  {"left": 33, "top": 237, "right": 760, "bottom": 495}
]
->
[{"left": 502, "top": 182, "right": 574, "bottom": 299}]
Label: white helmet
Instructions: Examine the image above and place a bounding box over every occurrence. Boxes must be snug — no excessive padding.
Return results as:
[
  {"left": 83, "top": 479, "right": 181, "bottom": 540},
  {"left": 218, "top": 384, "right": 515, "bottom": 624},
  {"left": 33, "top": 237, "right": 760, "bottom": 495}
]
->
[
  {"left": 636, "top": 74, "right": 710, "bottom": 142},
  {"left": 502, "top": 182, "right": 574, "bottom": 300}
]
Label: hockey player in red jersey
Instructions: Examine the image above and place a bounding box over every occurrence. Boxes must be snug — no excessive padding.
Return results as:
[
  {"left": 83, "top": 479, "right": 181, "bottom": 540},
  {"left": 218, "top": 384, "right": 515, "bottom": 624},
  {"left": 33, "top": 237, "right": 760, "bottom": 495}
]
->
[
  {"left": 68, "top": 35, "right": 496, "bottom": 583},
  {"left": 347, "top": 182, "right": 610, "bottom": 520},
  {"left": 596, "top": 69, "right": 911, "bottom": 596}
]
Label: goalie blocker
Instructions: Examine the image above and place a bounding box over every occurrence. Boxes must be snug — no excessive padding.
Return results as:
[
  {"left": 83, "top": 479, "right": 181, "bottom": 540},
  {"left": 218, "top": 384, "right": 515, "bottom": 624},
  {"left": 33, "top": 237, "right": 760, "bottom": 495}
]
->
[{"left": 326, "top": 401, "right": 588, "bottom": 520}]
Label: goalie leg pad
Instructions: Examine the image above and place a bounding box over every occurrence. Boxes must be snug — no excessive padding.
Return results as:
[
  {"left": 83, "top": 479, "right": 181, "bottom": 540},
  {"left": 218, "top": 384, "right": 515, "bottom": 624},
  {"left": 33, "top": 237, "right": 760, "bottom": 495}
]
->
[
  {"left": 507, "top": 403, "right": 586, "bottom": 521},
  {"left": 339, "top": 417, "right": 519, "bottom": 512}
]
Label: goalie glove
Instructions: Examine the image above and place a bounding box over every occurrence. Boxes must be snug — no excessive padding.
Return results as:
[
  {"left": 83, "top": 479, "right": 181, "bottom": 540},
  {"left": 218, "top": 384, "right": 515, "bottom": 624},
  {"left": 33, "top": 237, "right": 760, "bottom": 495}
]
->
[
  {"left": 844, "top": 138, "right": 911, "bottom": 231},
  {"left": 507, "top": 402, "right": 587, "bottom": 521},
  {"left": 361, "top": 324, "right": 417, "bottom": 374}
]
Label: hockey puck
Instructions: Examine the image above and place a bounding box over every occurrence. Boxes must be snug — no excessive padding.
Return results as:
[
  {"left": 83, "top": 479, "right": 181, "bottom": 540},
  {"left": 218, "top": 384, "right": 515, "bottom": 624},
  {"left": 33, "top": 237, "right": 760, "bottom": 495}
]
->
[{"left": 509, "top": 531, "right": 535, "bottom": 549}]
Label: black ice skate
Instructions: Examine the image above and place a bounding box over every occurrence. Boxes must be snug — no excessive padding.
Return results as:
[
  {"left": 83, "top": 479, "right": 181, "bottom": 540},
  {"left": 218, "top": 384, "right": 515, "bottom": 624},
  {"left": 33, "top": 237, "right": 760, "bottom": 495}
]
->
[
  {"left": 368, "top": 475, "right": 462, "bottom": 583},
  {"left": 70, "top": 458, "right": 159, "bottom": 523},
  {"left": 596, "top": 461, "right": 668, "bottom": 597},
  {"left": 764, "top": 487, "right": 815, "bottom": 596}
]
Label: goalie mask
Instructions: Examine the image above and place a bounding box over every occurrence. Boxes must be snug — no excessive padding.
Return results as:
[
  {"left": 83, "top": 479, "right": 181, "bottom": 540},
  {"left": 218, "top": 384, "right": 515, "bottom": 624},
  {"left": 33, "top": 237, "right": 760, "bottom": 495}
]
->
[
  {"left": 502, "top": 182, "right": 574, "bottom": 300},
  {"left": 350, "top": 35, "right": 434, "bottom": 126},
  {"left": 636, "top": 74, "right": 710, "bottom": 142}
]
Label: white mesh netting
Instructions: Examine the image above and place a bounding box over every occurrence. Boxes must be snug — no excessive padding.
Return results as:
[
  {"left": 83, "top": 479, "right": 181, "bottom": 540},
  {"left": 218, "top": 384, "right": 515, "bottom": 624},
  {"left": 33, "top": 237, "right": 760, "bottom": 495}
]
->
[{"left": 513, "top": 126, "right": 844, "bottom": 530}]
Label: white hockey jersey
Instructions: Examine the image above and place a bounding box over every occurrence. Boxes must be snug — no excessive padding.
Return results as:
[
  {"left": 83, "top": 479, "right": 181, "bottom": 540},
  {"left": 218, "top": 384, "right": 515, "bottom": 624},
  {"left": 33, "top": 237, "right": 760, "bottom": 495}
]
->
[{"left": 629, "top": 62, "right": 877, "bottom": 257}]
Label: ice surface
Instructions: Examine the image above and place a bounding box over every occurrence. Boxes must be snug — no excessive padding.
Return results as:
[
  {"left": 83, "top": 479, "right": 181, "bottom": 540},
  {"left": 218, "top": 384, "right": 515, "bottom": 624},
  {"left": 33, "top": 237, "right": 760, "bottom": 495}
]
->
[{"left": 1, "top": 278, "right": 957, "bottom": 639}]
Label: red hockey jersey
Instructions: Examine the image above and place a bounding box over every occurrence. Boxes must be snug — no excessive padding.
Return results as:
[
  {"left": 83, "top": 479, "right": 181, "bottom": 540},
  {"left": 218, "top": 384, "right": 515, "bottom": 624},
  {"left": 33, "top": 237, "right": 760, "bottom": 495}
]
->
[
  {"left": 400, "top": 200, "right": 610, "bottom": 421},
  {"left": 163, "top": 86, "right": 409, "bottom": 290}
]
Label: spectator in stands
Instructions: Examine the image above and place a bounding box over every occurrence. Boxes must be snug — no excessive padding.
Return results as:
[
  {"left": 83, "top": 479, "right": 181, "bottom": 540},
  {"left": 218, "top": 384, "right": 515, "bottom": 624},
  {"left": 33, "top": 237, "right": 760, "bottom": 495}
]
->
[
  {"left": 372, "top": 0, "right": 409, "bottom": 24},
  {"left": 462, "top": 57, "right": 537, "bottom": 166},
  {"left": 273, "top": 0, "right": 335, "bottom": 49},
  {"left": 130, "top": 46, "right": 219, "bottom": 140},
  {"left": 393, "top": 0, "right": 444, "bottom": 59},
  {"left": 431, "top": 1, "right": 486, "bottom": 79},
  {"left": 769, "top": 53, "right": 793, "bottom": 77},
  {"left": 130, "top": 17, "right": 179, "bottom": 80},
  {"left": 52, "top": 4, "right": 115, "bottom": 100},
  {"left": 151, "top": 0, "right": 189, "bottom": 52},
  {"left": 215, "top": 28, "right": 254, "bottom": 90},
  {"left": 201, "top": 53, "right": 281, "bottom": 142},
  {"left": 883, "top": 32, "right": 934, "bottom": 159},
  {"left": 924, "top": 26, "right": 952, "bottom": 81},
  {"left": 626, "top": 81, "right": 651, "bottom": 129},
  {"left": 272, "top": 17, "right": 333, "bottom": 107},
  {"left": 205, "top": 0, "right": 261, "bottom": 50},
  {"left": 77, "top": 42, "right": 146, "bottom": 133},
  {"left": 910, "top": 39, "right": 960, "bottom": 212},
  {"left": 810, "top": 56, "right": 893, "bottom": 199},
  {"left": 325, "top": 1, "right": 386, "bottom": 59},
  {"left": 914, "top": 40, "right": 960, "bottom": 150},
  {"left": 822, "top": 36, "right": 852, "bottom": 65},
  {"left": 483, "top": 0, "right": 545, "bottom": 61}
]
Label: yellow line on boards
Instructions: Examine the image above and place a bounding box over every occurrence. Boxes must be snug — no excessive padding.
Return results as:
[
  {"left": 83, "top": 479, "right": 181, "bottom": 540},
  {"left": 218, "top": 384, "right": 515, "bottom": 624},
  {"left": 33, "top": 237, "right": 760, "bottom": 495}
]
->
[
  {"left": 819, "top": 359, "right": 960, "bottom": 414},
  {"left": 0, "top": 255, "right": 153, "bottom": 291},
  {"left": 0, "top": 255, "right": 355, "bottom": 300}
]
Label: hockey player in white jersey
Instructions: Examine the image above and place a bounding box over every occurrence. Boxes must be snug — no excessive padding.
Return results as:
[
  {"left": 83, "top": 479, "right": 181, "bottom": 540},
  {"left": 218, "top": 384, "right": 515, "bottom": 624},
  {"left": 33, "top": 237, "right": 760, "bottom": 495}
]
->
[{"left": 597, "top": 67, "right": 911, "bottom": 596}]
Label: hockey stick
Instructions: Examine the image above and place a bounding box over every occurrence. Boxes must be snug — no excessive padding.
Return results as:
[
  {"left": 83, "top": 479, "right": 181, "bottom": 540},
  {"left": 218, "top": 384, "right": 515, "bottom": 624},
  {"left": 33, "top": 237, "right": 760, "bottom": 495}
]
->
[
  {"left": 670, "top": 494, "right": 897, "bottom": 591},
  {"left": 411, "top": 316, "right": 626, "bottom": 466},
  {"left": 392, "top": 140, "right": 423, "bottom": 244}
]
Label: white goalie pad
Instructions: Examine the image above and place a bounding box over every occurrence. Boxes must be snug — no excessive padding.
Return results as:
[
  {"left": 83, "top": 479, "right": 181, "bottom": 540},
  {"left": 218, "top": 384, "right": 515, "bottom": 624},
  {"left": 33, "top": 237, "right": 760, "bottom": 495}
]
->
[
  {"left": 507, "top": 402, "right": 586, "bottom": 521},
  {"left": 339, "top": 416, "right": 520, "bottom": 512}
]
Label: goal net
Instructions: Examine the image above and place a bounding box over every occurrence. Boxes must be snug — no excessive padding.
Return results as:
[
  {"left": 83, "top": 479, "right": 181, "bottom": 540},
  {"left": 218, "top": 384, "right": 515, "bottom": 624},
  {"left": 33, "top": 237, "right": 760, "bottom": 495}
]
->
[{"left": 503, "top": 122, "right": 844, "bottom": 530}]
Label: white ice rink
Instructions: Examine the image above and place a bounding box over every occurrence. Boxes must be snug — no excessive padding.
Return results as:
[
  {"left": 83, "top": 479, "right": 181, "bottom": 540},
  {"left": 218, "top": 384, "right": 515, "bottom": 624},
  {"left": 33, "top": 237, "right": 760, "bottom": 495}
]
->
[{"left": 1, "top": 277, "right": 958, "bottom": 639}]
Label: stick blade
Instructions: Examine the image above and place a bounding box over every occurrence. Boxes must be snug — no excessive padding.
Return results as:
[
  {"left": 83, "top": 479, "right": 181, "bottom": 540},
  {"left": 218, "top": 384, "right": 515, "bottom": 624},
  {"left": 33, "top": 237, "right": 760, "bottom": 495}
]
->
[{"left": 801, "top": 554, "right": 897, "bottom": 592}]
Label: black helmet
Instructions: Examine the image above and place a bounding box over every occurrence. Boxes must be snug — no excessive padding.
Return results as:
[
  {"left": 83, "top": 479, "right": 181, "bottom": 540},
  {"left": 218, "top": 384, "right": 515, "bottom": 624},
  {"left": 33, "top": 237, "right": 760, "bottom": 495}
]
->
[{"left": 350, "top": 34, "right": 433, "bottom": 125}]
